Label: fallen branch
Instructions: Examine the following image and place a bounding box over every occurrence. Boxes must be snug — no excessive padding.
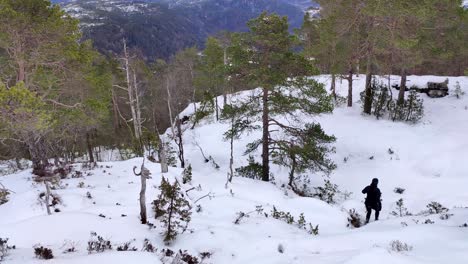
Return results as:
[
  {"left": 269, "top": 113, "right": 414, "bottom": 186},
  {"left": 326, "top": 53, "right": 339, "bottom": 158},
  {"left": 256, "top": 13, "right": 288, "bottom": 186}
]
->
[{"left": 194, "top": 192, "right": 214, "bottom": 204}]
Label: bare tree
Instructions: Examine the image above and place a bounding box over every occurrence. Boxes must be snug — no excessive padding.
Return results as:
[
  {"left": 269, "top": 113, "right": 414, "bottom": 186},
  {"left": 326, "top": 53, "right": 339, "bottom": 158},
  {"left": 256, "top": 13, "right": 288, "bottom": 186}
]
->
[{"left": 133, "top": 159, "right": 152, "bottom": 224}]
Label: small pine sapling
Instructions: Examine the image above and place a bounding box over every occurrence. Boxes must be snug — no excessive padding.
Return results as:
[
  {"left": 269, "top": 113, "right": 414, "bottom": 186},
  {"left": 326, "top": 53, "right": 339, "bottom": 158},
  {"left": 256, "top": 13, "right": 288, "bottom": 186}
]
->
[
  {"left": 426, "top": 201, "right": 448, "bottom": 214},
  {"left": 87, "top": 232, "right": 112, "bottom": 254},
  {"left": 182, "top": 164, "right": 193, "bottom": 184},
  {"left": 152, "top": 177, "right": 192, "bottom": 244},
  {"left": 389, "top": 240, "right": 413, "bottom": 252},
  {"left": 116, "top": 240, "right": 138, "bottom": 251},
  {"left": 142, "top": 239, "right": 156, "bottom": 253},
  {"left": 454, "top": 81, "right": 464, "bottom": 99},
  {"left": 235, "top": 156, "right": 263, "bottom": 180},
  {"left": 34, "top": 246, "right": 54, "bottom": 260},
  {"left": 313, "top": 179, "right": 339, "bottom": 204},
  {"left": 391, "top": 198, "right": 411, "bottom": 217},
  {"left": 0, "top": 238, "right": 15, "bottom": 262}
]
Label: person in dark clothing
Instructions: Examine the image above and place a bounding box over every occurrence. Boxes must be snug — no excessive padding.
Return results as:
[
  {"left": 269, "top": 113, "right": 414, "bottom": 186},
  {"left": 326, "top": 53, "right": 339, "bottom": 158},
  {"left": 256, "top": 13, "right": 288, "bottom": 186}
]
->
[{"left": 362, "top": 178, "right": 382, "bottom": 224}]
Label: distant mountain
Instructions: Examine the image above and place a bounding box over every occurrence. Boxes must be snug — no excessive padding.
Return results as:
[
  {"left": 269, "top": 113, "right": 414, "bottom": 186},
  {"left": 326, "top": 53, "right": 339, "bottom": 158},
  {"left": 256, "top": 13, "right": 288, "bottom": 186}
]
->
[{"left": 57, "top": 0, "right": 316, "bottom": 60}]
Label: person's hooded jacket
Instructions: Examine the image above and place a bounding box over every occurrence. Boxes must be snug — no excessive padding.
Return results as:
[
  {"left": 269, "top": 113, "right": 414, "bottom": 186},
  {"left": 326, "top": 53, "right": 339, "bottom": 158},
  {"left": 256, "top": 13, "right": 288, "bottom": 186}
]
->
[{"left": 362, "top": 178, "right": 382, "bottom": 210}]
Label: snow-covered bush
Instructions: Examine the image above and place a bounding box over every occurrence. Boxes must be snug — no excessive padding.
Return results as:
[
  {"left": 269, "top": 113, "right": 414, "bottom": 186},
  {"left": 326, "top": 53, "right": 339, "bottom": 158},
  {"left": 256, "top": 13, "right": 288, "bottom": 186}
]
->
[
  {"left": 162, "top": 142, "right": 177, "bottom": 167},
  {"left": 271, "top": 207, "right": 319, "bottom": 235},
  {"left": 439, "top": 213, "right": 453, "bottom": 220},
  {"left": 389, "top": 89, "right": 424, "bottom": 123},
  {"left": 34, "top": 246, "right": 54, "bottom": 260},
  {"left": 0, "top": 188, "right": 9, "bottom": 206},
  {"left": 313, "top": 179, "right": 339, "bottom": 204},
  {"left": 454, "top": 81, "right": 464, "bottom": 99},
  {"left": 235, "top": 156, "right": 263, "bottom": 180},
  {"left": 142, "top": 239, "right": 156, "bottom": 253},
  {"left": 182, "top": 164, "right": 193, "bottom": 184},
  {"left": 426, "top": 201, "right": 448, "bottom": 214},
  {"left": 347, "top": 209, "right": 364, "bottom": 228},
  {"left": 152, "top": 177, "right": 192, "bottom": 244},
  {"left": 391, "top": 199, "right": 412, "bottom": 217},
  {"left": 0, "top": 238, "right": 14, "bottom": 262},
  {"left": 160, "top": 249, "right": 201, "bottom": 264},
  {"left": 372, "top": 83, "right": 391, "bottom": 120},
  {"left": 360, "top": 82, "right": 424, "bottom": 123},
  {"left": 87, "top": 232, "right": 112, "bottom": 254},
  {"left": 389, "top": 240, "right": 413, "bottom": 252},
  {"left": 393, "top": 187, "right": 405, "bottom": 194},
  {"left": 116, "top": 240, "right": 137, "bottom": 251}
]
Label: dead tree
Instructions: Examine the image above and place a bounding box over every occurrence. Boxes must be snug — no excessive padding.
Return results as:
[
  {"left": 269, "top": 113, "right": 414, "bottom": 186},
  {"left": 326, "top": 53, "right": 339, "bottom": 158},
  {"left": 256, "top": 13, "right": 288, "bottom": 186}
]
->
[
  {"left": 34, "top": 175, "right": 60, "bottom": 215},
  {"left": 133, "top": 160, "right": 152, "bottom": 224}
]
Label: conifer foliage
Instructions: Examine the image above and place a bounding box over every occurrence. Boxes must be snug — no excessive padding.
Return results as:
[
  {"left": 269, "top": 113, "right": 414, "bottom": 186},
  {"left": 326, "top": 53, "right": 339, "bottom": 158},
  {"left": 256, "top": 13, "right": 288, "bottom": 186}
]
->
[
  {"left": 152, "top": 177, "right": 192, "bottom": 244},
  {"left": 228, "top": 12, "right": 336, "bottom": 185}
]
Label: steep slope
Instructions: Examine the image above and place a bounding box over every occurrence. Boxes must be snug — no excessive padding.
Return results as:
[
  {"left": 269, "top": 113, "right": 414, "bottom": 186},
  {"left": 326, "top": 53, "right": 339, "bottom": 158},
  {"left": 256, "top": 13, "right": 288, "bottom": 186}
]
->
[{"left": 0, "top": 75, "right": 467, "bottom": 263}]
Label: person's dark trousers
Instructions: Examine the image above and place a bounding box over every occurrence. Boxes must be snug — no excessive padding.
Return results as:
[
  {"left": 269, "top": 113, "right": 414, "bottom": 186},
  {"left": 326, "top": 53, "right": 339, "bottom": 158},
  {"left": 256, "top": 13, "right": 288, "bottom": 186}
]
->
[{"left": 366, "top": 205, "right": 380, "bottom": 223}]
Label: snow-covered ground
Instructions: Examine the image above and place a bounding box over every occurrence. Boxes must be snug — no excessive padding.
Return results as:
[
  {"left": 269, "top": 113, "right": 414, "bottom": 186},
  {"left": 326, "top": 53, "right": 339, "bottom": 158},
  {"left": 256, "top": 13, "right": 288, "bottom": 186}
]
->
[{"left": 0, "top": 75, "right": 467, "bottom": 263}]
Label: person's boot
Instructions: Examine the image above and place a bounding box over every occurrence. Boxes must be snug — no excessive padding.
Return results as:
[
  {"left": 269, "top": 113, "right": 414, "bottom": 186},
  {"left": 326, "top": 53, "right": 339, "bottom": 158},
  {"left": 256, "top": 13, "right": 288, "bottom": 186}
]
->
[{"left": 365, "top": 217, "right": 370, "bottom": 224}]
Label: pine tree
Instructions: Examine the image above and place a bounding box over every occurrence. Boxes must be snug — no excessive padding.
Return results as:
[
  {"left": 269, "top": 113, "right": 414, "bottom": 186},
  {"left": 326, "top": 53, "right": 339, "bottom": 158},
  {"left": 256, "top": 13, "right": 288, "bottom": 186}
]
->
[
  {"left": 194, "top": 37, "right": 226, "bottom": 122},
  {"left": 229, "top": 12, "right": 335, "bottom": 182},
  {"left": 152, "top": 177, "right": 192, "bottom": 244}
]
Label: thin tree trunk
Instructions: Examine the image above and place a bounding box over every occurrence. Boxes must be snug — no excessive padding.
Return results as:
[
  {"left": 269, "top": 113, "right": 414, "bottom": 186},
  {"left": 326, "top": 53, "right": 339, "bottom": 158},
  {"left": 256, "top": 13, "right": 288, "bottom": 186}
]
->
[
  {"left": 176, "top": 117, "right": 185, "bottom": 169},
  {"left": 363, "top": 52, "right": 373, "bottom": 115},
  {"left": 159, "top": 141, "right": 169, "bottom": 173},
  {"left": 288, "top": 155, "right": 296, "bottom": 188},
  {"left": 123, "top": 40, "right": 141, "bottom": 142},
  {"left": 111, "top": 89, "right": 120, "bottom": 129},
  {"left": 223, "top": 48, "right": 228, "bottom": 105},
  {"left": 139, "top": 174, "right": 147, "bottom": 224},
  {"left": 215, "top": 96, "right": 219, "bottom": 121},
  {"left": 45, "top": 181, "right": 51, "bottom": 215},
  {"left": 134, "top": 164, "right": 148, "bottom": 224},
  {"left": 227, "top": 117, "right": 234, "bottom": 186},
  {"left": 17, "top": 58, "right": 25, "bottom": 83},
  {"left": 398, "top": 68, "right": 407, "bottom": 105},
  {"left": 347, "top": 68, "right": 353, "bottom": 107},
  {"left": 86, "top": 133, "right": 94, "bottom": 163},
  {"left": 331, "top": 73, "right": 337, "bottom": 100},
  {"left": 261, "top": 87, "right": 270, "bottom": 182}
]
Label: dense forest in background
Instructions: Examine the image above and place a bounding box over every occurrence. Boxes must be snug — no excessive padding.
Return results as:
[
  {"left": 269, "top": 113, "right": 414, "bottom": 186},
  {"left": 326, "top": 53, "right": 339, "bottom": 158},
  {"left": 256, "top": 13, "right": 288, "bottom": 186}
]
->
[
  {"left": 0, "top": 0, "right": 466, "bottom": 178},
  {"left": 65, "top": 0, "right": 306, "bottom": 60}
]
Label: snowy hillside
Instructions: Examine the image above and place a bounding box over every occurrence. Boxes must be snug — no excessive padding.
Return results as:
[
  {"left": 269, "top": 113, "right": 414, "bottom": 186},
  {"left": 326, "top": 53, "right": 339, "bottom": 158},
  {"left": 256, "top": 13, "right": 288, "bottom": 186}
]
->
[{"left": 1, "top": 75, "right": 468, "bottom": 263}]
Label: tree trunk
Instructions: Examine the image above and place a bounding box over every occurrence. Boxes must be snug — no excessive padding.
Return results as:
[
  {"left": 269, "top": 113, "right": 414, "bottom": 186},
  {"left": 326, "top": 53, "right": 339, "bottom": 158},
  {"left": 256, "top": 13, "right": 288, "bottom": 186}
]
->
[
  {"left": 398, "top": 68, "right": 407, "bottom": 105},
  {"left": 223, "top": 48, "right": 228, "bottom": 105},
  {"left": 261, "top": 87, "right": 270, "bottom": 182},
  {"left": 288, "top": 155, "right": 296, "bottom": 188},
  {"left": 45, "top": 181, "right": 52, "bottom": 215},
  {"left": 347, "top": 69, "right": 353, "bottom": 107},
  {"left": 363, "top": 53, "right": 373, "bottom": 115},
  {"left": 159, "top": 139, "right": 169, "bottom": 173},
  {"left": 86, "top": 133, "right": 95, "bottom": 163},
  {"left": 139, "top": 173, "right": 147, "bottom": 224},
  {"left": 133, "top": 70, "right": 143, "bottom": 140},
  {"left": 364, "top": 72, "right": 373, "bottom": 114},
  {"left": 331, "top": 73, "right": 337, "bottom": 100},
  {"left": 123, "top": 40, "right": 142, "bottom": 144},
  {"left": 215, "top": 96, "right": 219, "bottom": 121},
  {"left": 176, "top": 117, "right": 185, "bottom": 169},
  {"left": 17, "top": 59, "right": 25, "bottom": 84},
  {"left": 227, "top": 119, "right": 234, "bottom": 186},
  {"left": 15, "top": 157, "right": 22, "bottom": 170}
]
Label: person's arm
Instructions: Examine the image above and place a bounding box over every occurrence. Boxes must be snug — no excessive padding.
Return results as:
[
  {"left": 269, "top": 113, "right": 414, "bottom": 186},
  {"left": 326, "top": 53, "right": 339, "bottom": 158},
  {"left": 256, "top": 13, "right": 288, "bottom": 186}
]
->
[
  {"left": 362, "top": 186, "right": 369, "bottom": 194},
  {"left": 377, "top": 188, "right": 382, "bottom": 200}
]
